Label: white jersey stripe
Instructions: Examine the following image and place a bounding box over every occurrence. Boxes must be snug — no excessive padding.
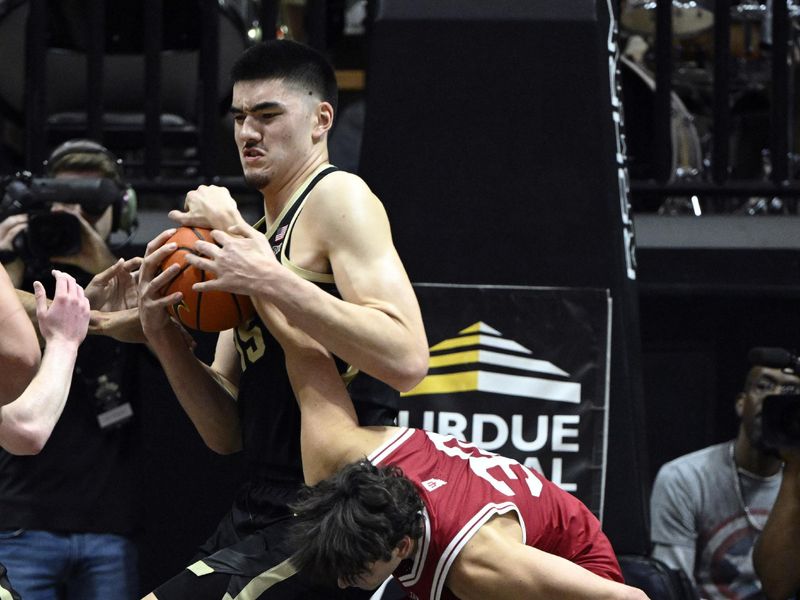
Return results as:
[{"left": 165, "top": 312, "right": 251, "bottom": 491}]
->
[
  {"left": 396, "top": 507, "right": 432, "bottom": 588},
  {"left": 368, "top": 428, "right": 414, "bottom": 465},
  {"left": 430, "top": 502, "right": 522, "bottom": 600}
]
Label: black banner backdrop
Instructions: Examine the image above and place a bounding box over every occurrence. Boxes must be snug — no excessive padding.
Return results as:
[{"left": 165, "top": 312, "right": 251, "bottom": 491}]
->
[{"left": 398, "top": 284, "right": 612, "bottom": 519}]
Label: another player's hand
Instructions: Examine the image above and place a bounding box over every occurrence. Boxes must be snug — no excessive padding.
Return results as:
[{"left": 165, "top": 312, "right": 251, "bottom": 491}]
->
[
  {"left": 49, "top": 204, "right": 117, "bottom": 274},
  {"left": 85, "top": 256, "right": 143, "bottom": 311},
  {"left": 35, "top": 269, "right": 90, "bottom": 349},
  {"left": 186, "top": 223, "right": 276, "bottom": 297},
  {"left": 169, "top": 185, "right": 246, "bottom": 231},
  {"left": 138, "top": 228, "right": 182, "bottom": 337},
  {"left": 88, "top": 307, "right": 147, "bottom": 344}
]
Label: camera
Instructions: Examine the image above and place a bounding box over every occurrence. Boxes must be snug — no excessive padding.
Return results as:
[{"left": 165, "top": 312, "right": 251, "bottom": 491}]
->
[
  {"left": 0, "top": 172, "right": 125, "bottom": 259},
  {"left": 762, "top": 393, "right": 800, "bottom": 450},
  {"left": 748, "top": 347, "right": 800, "bottom": 450}
]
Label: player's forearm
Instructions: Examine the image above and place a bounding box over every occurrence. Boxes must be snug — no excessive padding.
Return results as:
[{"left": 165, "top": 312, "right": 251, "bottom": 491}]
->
[
  {"left": 0, "top": 338, "right": 78, "bottom": 455},
  {"left": 12, "top": 288, "right": 45, "bottom": 346},
  {"left": 0, "top": 334, "right": 40, "bottom": 406},
  {"left": 283, "top": 342, "right": 364, "bottom": 483},
  {"left": 260, "top": 271, "right": 428, "bottom": 392},
  {"left": 147, "top": 326, "right": 242, "bottom": 454},
  {"left": 451, "top": 543, "right": 649, "bottom": 600},
  {"left": 0, "top": 291, "right": 41, "bottom": 405},
  {"left": 754, "top": 462, "right": 800, "bottom": 599}
]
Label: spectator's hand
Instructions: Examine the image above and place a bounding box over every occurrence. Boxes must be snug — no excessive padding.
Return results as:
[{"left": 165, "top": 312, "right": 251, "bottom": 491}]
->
[
  {"left": 85, "top": 256, "right": 143, "bottom": 311},
  {"left": 169, "top": 185, "right": 246, "bottom": 231},
  {"left": 49, "top": 205, "right": 117, "bottom": 274},
  {"left": 186, "top": 223, "right": 275, "bottom": 297},
  {"left": 137, "top": 228, "right": 182, "bottom": 339},
  {"left": 35, "top": 269, "right": 90, "bottom": 348}
]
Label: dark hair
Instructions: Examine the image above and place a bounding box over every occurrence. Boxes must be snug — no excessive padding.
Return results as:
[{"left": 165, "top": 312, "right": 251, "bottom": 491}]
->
[
  {"left": 231, "top": 39, "right": 338, "bottom": 114},
  {"left": 288, "top": 460, "right": 424, "bottom": 585}
]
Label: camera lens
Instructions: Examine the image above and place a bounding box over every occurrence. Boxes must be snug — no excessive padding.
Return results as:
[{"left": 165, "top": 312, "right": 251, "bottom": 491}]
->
[{"left": 27, "top": 213, "right": 82, "bottom": 258}]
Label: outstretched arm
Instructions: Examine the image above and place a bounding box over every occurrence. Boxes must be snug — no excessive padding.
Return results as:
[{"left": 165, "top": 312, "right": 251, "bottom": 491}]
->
[
  {"left": 0, "top": 270, "right": 90, "bottom": 455},
  {"left": 448, "top": 513, "right": 648, "bottom": 600},
  {"left": 258, "top": 298, "right": 393, "bottom": 484},
  {"left": 14, "top": 257, "right": 147, "bottom": 344},
  {"left": 753, "top": 454, "right": 800, "bottom": 600}
]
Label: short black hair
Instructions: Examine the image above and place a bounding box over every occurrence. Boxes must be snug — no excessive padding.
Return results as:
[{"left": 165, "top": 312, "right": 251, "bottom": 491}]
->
[
  {"left": 231, "top": 39, "right": 338, "bottom": 114},
  {"left": 288, "top": 460, "right": 424, "bottom": 585}
]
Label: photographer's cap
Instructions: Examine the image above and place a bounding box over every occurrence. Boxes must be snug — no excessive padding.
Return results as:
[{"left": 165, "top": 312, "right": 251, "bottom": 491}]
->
[{"left": 748, "top": 347, "right": 799, "bottom": 374}]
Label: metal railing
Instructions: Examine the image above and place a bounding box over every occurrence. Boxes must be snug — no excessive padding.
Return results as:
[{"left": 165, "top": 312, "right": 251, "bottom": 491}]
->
[{"left": 619, "top": 0, "right": 800, "bottom": 213}]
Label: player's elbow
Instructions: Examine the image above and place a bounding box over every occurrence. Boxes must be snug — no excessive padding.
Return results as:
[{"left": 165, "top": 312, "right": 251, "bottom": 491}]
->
[
  {"left": 391, "top": 346, "right": 429, "bottom": 393},
  {"left": 203, "top": 431, "right": 243, "bottom": 456},
  {"left": 619, "top": 586, "right": 651, "bottom": 600},
  {"left": 1, "top": 423, "right": 50, "bottom": 455},
  {"left": 16, "top": 431, "right": 48, "bottom": 455}
]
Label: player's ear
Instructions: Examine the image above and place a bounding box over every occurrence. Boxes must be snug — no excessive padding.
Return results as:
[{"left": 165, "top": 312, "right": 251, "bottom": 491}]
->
[
  {"left": 396, "top": 536, "right": 414, "bottom": 559},
  {"left": 312, "top": 101, "right": 334, "bottom": 141},
  {"left": 735, "top": 393, "right": 745, "bottom": 418}
]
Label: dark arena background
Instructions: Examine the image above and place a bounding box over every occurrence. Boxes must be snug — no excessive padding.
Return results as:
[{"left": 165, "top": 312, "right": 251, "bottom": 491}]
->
[{"left": 1, "top": 0, "right": 800, "bottom": 597}]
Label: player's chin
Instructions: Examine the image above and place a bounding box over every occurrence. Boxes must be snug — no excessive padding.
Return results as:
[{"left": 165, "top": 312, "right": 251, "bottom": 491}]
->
[{"left": 242, "top": 169, "right": 270, "bottom": 190}]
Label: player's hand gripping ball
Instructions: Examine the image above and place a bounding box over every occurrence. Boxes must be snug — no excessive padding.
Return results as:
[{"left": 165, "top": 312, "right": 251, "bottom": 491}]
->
[{"left": 159, "top": 227, "right": 255, "bottom": 332}]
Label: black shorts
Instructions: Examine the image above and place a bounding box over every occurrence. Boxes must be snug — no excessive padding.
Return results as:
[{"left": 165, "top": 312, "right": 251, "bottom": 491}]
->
[
  {"left": 153, "top": 516, "right": 323, "bottom": 599},
  {"left": 153, "top": 504, "right": 375, "bottom": 600}
]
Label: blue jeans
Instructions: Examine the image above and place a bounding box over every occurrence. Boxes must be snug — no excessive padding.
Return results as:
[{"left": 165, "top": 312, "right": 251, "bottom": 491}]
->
[{"left": 0, "top": 529, "right": 138, "bottom": 600}]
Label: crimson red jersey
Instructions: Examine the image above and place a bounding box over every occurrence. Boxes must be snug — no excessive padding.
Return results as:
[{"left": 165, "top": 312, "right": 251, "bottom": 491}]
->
[{"left": 369, "top": 428, "right": 622, "bottom": 600}]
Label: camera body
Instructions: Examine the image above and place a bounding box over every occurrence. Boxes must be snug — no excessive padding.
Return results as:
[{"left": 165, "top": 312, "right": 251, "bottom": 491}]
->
[
  {"left": 749, "top": 347, "right": 800, "bottom": 450},
  {"left": 762, "top": 393, "right": 800, "bottom": 450},
  {"left": 0, "top": 172, "right": 126, "bottom": 259}
]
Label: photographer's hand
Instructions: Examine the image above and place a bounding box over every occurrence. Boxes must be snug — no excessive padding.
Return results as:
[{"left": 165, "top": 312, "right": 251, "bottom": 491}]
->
[
  {"left": 49, "top": 205, "right": 116, "bottom": 274},
  {"left": 0, "top": 214, "right": 27, "bottom": 251},
  {"left": 0, "top": 214, "right": 28, "bottom": 286}
]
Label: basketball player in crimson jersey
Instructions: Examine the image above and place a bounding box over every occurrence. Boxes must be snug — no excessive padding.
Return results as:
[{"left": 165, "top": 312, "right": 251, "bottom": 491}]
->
[{"left": 245, "top": 306, "right": 649, "bottom": 600}]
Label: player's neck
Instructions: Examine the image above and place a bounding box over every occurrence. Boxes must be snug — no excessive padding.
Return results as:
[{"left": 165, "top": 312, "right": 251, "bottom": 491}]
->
[{"left": 261, "top": 153, "right": 330, "bottom": 224}]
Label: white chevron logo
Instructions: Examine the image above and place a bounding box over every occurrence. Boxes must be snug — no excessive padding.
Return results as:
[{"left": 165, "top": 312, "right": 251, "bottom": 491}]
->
[{"left": 402, "top": 322, "right": 580, "bottom": 403}]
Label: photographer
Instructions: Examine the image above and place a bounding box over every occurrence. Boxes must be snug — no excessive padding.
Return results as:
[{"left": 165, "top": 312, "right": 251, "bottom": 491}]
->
[
  {"left": 649, "top": 349, "right": 800, "bottom": 600},
  {"left": 0, "top": 140, "right": 143, "bottom": 599}
]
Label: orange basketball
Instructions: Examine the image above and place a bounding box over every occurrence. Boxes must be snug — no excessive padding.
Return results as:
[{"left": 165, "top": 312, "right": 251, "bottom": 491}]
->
[{"left": 159, "top": 227, "right": 255, "bottom": 332}]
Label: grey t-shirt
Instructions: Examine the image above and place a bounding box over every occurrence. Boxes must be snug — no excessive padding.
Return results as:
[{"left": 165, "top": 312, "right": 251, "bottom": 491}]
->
[{"left": 650, "top": 441, "right": 781, "bottom": 600}]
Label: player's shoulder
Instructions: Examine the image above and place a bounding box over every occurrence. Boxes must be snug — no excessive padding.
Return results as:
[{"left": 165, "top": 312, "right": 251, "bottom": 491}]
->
[{"left": 309, "top": 169, "right": 382, "bottom": 212}]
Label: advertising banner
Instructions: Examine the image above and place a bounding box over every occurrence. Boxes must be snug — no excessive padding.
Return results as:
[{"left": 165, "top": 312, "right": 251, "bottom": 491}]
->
[{"left": 399, "top": 284, "right": 612, "bottom": 517}]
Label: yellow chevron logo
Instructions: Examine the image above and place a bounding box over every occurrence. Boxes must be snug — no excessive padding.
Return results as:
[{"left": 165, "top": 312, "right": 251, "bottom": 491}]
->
[{"left": 402, "top": 322, "right": 580, "bottom": 403}]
